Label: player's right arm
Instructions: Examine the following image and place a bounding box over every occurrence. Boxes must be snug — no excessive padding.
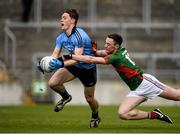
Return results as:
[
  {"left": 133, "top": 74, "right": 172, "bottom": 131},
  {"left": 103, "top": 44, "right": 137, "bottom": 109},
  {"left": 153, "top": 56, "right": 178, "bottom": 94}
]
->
[
  {"left": 96, "top": 50, "right": 108, "bottom": 57},
  {"left": 51, "top": 48, "right": 61, "bottom": 59},
  {"left": 51, "top": 34, "right": 64, "bottom": 59},
  {"left": 72, "top": 55, "right": 107, "bottom": 64},
  {"left": 47, "top": 54, "right": 110, "bottom": 71},
  {"left": 62, "top": 47, "right": 83, "bottom": 66},
  {"left": 37, "top": 46, "right": 61, "bottom": 74}
]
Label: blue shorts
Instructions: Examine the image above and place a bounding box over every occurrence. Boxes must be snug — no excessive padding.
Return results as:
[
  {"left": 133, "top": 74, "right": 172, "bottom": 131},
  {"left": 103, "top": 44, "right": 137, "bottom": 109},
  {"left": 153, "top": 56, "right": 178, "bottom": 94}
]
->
[{"left": 65, "top": 65, "right": 97, "bottom": 87}]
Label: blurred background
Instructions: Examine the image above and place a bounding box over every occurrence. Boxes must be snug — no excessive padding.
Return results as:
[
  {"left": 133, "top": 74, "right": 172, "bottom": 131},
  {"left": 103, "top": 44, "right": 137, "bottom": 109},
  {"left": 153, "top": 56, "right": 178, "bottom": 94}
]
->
[{"left": 0, "top": 0, "right": 180, "bottom": 106}]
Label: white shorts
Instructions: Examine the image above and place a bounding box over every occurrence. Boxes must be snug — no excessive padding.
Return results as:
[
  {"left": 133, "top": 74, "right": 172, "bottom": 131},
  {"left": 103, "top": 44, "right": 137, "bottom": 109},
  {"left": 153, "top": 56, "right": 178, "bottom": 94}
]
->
[{"left": 127, "top": 73, "right": 167, "bottom": 100}]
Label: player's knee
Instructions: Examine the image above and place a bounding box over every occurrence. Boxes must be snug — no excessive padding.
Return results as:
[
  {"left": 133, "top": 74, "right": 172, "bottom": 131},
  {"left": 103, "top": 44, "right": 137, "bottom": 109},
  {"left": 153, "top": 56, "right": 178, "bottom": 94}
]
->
[
  {"left": 118, "top": 112, "right": 129, "bottom": 120},
  {"left": 118, "top": 109, "right": 132, "bottom": 120},
  {"left": 118, "top": 109, "right": 127, "bottom": 120},
  {"left": 118, "top": 109, "right": 138, "bottom": 120},
  {"left": 48, "top": 80, "right": 57, "bottom": 89},
  {"left": 85, "top": 95, "right": 94, "bottom": 104}
]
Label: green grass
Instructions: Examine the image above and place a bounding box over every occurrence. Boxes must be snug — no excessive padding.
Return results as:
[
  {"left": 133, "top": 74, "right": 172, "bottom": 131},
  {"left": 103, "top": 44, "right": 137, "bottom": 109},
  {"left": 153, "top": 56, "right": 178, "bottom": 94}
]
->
[{"left": 0, "top": 105, "right": 180, "bottom": 133}]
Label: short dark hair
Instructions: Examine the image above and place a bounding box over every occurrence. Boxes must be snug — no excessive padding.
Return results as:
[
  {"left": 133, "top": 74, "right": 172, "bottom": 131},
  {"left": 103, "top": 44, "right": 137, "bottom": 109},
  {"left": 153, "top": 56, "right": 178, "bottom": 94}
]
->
[
  {"left": 107, "top": 33, "right": 123, "bottom": 46},
  {"left": 64, "top": 8, "right": 79, "bottom": 25}
]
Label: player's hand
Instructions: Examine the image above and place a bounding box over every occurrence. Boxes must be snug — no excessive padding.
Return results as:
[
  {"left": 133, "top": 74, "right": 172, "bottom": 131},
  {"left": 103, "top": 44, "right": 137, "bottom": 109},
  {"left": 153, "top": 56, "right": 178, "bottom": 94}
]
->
[
  {"left": 37, "top": 61, "right": 44, "bottom": 74},
  {"left": 92, "top": 41, "right": 97, "bottom": 54},
  {"left": 48, "top": 59, "right": 64, "bottom": 70}
]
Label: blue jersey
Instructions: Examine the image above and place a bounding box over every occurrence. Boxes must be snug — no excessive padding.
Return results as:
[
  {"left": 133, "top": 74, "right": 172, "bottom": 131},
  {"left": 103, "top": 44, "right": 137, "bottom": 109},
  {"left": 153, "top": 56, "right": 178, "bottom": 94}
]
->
[{"left": 55, "top": 27, "right": 95, "bottom": 69}]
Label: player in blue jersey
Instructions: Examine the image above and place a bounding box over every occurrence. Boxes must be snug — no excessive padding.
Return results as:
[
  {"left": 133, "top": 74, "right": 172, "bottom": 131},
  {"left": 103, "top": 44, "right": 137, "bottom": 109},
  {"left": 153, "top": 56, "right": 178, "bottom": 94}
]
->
[{"left": 45, "top": 9, "right": 100, "bottom": 128}]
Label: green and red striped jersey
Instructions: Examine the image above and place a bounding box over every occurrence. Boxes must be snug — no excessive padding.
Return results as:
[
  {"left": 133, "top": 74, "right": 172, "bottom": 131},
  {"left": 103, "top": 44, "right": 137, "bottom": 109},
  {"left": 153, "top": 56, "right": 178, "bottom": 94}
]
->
[{"left": 104, "top": 47, "right": 143, "bottom": 90}]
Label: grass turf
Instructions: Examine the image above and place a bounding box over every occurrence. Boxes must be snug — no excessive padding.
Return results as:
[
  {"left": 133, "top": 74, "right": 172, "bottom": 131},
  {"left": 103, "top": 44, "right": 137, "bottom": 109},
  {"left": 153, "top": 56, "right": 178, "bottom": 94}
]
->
[{"left": 0, "top": 104, "right": 180, "bottom": 133}]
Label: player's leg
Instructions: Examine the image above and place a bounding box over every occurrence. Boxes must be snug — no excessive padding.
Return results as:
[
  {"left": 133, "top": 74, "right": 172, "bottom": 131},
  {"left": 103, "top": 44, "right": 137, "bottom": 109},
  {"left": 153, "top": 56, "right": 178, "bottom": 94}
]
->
[
  {"left": 143, "top": 73, "right": 180, "bottom": 101},
  {"left": 118, "top": 96, "right": 147, "bottom": 120},
  {"left": 48, "top": 68, "right": 75, "bottom": 112},
  {"left": 84, "top": 85, "right": 100, "bottom": 128},
  {"left": 78, "top": 66, "right": 100, "bottom": 128},
  {"left": 118, "top": 96, "right": 172, "bottom": 123},
  {"left": 118, "top": 73, "right": 173, "bottom": 123},
  {"left": 159, "top": 86, "right": 180, "bottom": 101},
  {"left": 149, "top": 108, "right": 172, "bottom": 123},
  {"left": 48, "top": 68, "right": 75, "bottom": 94},
  {"left": 142, "top": 74, "right": 173, "bottom": 123},
  {"left": 84, "top": 86, "right": 99, "bottom": 113}
]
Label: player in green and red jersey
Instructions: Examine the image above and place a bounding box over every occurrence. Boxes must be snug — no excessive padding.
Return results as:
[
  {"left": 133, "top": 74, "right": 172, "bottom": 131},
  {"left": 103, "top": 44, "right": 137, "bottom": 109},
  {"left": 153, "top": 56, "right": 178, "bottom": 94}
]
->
[
  {"left": 52, "top": 33, "right": 180, "bottom": 124},
  {"left": 70, "top": 33, "right": 180, "bottom": 124}
]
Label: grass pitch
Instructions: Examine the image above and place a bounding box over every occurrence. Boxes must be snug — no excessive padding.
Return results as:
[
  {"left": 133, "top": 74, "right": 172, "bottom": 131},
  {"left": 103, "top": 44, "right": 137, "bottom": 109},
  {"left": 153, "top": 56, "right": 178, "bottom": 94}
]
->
[{"left": 0, "top": 104, "right": 180, "bottom": 133}]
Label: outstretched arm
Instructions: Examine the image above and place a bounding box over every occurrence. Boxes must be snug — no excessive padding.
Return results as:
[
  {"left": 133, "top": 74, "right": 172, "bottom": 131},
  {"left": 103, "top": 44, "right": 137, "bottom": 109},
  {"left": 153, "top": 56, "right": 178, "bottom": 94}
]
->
[
  {"left": 95, "top": 50, "right": 108, "bottom": 57},
  {"left": 71, "top": 55, "right": 107, "bottom": 64},
  {"left": 45, "top": 54, "right": 108, "bottom": 72},
  {"left": 62, "top": 47, "right": 83, "bottom": 66}
]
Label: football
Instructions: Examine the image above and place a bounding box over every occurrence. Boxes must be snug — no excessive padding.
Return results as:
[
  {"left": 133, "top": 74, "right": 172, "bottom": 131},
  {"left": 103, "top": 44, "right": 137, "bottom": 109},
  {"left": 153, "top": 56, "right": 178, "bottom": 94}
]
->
[{"left": 40, "top": 56, "right": 53, "bottom": 73}]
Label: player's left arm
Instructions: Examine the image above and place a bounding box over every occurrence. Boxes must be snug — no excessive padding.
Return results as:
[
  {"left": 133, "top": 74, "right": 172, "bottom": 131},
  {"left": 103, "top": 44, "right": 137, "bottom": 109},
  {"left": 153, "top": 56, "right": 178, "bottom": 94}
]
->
[{"left": 92, "top": 41, "right": 108, "bottom": 57}]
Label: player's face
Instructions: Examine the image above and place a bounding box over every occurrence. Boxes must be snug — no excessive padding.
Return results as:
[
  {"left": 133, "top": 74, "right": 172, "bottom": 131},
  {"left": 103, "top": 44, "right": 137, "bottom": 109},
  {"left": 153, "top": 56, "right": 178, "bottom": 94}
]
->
[
  {"left": 60, "top": 13, "right": 75, "bottom": 31},
  {"left": 104, "top": 37, "right": 117, "bottom": 54}
]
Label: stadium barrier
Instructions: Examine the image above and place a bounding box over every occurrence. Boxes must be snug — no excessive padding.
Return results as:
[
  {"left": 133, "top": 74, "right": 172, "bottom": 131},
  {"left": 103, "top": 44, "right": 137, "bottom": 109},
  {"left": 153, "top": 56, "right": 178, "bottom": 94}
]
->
[{"left": 4, "top": 21, "right": 180, "bottom": 76}]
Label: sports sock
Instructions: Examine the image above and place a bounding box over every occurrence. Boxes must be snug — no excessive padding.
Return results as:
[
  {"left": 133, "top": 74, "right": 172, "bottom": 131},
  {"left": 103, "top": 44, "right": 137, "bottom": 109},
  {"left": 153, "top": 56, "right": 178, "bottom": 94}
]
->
[
  {"left": 59, "top": 89, "right": 70, "bottom": 100},
  {"left": 92, "top": 111, "right": 99, "bottom": 119},
  {"left": 148, "top": 111, "right": 158, "bottom": 119}
]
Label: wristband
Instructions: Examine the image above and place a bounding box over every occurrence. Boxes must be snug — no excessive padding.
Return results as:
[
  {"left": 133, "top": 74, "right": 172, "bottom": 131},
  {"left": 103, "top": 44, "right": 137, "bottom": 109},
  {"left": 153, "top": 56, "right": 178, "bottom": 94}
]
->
[
  {"left": 63, "top": 54, "right": 72, "bottom": 60},
  {"left": 57, "top": 57, "right": 64, "bottom": 67}
]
